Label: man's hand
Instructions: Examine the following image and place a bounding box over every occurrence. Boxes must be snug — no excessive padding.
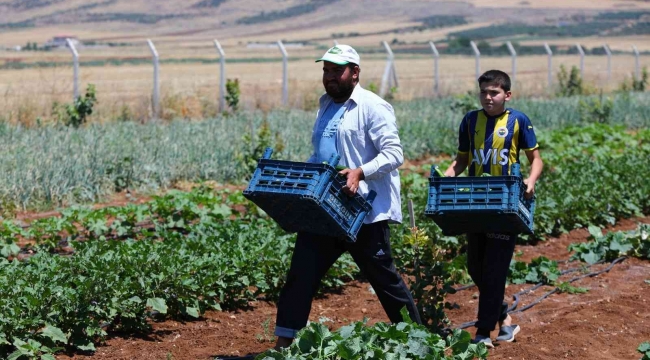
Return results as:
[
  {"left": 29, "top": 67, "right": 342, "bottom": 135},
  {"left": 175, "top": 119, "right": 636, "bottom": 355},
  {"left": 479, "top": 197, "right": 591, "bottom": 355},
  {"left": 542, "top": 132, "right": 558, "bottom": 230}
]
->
[
  {"left": 338, "top": 168, "right": 365, "bottom": 196},
  {"left": 523, "top": 178, "right": 536, "bottom": 199}
]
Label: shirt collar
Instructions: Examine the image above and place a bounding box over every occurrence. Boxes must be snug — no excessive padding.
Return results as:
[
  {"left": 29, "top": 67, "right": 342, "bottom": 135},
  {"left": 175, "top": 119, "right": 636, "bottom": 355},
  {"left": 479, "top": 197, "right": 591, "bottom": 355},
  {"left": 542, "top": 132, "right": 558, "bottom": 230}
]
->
[
  {"left": 348, "top": 84, "right": 363, "bottom": 105},
  {"left": 482, "top": 108, "right": 510, "bottom": 119}
]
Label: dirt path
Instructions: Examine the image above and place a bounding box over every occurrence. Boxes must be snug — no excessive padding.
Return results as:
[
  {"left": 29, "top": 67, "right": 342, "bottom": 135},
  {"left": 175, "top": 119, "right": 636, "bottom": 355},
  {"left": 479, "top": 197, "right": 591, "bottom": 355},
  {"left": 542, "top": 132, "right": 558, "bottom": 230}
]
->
[{"left": 57, "top": 217, "right": 650, "bottom": 360}]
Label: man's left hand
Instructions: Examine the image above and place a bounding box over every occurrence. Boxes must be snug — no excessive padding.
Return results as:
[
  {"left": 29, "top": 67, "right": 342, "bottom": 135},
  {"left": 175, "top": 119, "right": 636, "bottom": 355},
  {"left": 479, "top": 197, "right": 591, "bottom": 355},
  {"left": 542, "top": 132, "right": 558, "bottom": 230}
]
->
[{"left": 339, "top": 168, "right": 365, "bottom": 196}]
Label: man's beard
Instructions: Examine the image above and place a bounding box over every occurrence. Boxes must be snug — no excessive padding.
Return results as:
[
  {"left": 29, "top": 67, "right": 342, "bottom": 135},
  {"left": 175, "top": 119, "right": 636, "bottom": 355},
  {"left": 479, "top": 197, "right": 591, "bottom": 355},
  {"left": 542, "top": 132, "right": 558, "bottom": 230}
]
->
[{"left": 325, "top": 78, "right": 355, "bottom": 99}]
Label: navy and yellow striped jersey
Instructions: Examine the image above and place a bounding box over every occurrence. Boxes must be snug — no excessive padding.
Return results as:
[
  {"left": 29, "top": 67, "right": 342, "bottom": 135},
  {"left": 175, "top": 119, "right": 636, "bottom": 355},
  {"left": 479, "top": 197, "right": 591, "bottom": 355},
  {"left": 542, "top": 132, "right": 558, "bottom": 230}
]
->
[{"left": 458, "top": 108, "right": 538, "bottom": 176}]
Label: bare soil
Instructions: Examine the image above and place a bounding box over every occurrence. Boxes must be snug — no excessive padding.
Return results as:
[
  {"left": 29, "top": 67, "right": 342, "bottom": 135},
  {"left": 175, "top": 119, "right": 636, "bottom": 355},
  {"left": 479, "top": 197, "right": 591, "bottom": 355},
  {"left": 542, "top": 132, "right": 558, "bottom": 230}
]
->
[{"left": 56, "top": 217, "right": 650, "bottom": 360}]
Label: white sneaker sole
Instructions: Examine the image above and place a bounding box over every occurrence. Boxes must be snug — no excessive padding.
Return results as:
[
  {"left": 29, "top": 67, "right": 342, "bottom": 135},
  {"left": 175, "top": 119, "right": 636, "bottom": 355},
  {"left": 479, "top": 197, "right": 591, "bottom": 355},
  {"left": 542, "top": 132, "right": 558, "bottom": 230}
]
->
[{"left": 498, "top": 325, "right": 520, "bottom": 342}]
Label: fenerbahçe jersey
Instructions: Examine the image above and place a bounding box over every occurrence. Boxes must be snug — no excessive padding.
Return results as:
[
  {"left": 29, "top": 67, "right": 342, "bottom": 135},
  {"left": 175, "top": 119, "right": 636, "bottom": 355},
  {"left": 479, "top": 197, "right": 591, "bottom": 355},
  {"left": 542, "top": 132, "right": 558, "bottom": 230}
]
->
[{"left": 458, "top": 108, "right": 538, "bottom": 176}]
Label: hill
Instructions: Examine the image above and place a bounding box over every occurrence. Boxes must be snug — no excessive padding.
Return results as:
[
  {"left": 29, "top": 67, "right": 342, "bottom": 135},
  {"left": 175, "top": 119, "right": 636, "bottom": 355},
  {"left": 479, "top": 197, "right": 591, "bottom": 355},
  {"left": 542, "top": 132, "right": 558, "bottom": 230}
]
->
[{"left": 0, "top": 0, "right": 649, "bottom": 46}]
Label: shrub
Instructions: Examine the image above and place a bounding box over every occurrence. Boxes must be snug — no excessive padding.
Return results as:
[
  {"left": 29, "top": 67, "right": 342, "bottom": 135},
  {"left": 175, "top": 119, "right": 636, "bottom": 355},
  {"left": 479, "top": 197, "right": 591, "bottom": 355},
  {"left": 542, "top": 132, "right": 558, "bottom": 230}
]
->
[
  {"left": 579, "top": 93, "right": 613, "bottom": 124},
  {"left": 633, "top": 67, "right": 648, "bottom": 92},
  {"left": 403, "top": 226, "right": 457, "bottom": 333},
  {"left": 237, "top": 119, "right": 285, "bottom": 180},
  {"left": 557, "top": 65, "right": 584, "bottom": 97},
  {"left": 619, "top": 67, "right": 648, "bottom": 93},
  {"left": 56, "top": 84, "right": 97, "bottom": 128},
  {"left": 450, "top": 91, "right": 479, "bottom": 114},
  {"left": 225, "top": 79, "right": 241, "bottom": 112}
]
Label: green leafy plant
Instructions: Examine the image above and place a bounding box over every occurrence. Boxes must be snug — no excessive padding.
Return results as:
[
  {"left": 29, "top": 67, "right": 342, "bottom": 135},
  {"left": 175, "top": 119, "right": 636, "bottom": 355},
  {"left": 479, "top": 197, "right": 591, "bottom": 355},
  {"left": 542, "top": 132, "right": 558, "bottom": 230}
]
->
[
  {"left": 61, "top": 84, "right": 97, "bottom": 128},
  {"left": 639, "top": 342, "right": 650, "bottom": 360},
  {"left": 256, "top": 308, "right": 487, "bottom": 359},
  {"left": 557, "top": 65, "right": 584, "bottom": 97},
  {"left": 579, "top": 93, "right": 613, "bottom": 124},
  {"left": 568, "top": 224, "right": 650, "bottom": 264},
  {"left": 225, "top": 78, "right": 241, "bottom": 112},
  {"left": 621, "top": 67, "right": 649, "bottom": 93},
  {"left": 256, "top": 318, "right": 275, "bottom": 343},
  {"left": 385, "top": 86, "right": 398, "bottom": 101},
  {"left": 237, "top": 119, "right": 285, "bottom": 180},
  {"left": 116, "top": 104, "right": 132, "bottom": 122},
  {"left": 105, "top": 157, "right": 135, "bottom": 192},
  {"left": 508, "top": 256, "right": 561, "bottom": 285},
  {"left": 632, "top": 67, "right": 648, "bottom": 92},
  {"left": 365, "top": 82, "right": 378, "bottom": 94},
  {"left": 403, "top": 226, "right": 457, "bottom": 332},
  {"left": 450, "top": 91, "right": 479, "bottom": 114},
  {"left": 556, "top": 282, "right": 588, "bottom": 294}
]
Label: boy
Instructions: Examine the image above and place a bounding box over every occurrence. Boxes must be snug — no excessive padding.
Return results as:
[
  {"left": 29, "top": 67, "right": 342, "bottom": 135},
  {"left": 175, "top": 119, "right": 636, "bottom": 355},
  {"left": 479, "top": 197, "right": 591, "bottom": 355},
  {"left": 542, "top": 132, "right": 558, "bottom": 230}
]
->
[{"left": 444, "top": 70, "right": 543, "bottom": 348}]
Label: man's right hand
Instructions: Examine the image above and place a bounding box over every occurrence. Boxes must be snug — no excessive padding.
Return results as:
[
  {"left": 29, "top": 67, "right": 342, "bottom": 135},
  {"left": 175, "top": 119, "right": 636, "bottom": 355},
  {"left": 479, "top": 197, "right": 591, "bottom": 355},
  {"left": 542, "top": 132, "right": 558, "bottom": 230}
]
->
[{"left": 339, "top": 168, "right": 365, "bottom": 196}]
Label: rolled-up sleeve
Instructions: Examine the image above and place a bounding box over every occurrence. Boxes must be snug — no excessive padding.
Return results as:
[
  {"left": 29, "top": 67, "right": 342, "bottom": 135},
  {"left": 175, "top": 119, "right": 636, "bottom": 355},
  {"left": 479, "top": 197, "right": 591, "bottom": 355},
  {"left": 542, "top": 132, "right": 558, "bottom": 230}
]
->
[{"left": 359, "top": 102, "right": 403, "bottom": 180}]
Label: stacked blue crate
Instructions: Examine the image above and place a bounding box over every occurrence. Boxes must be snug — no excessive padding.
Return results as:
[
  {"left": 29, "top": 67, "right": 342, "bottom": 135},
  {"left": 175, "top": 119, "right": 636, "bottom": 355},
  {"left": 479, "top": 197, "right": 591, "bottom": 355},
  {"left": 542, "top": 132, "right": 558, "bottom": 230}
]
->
[
  {"left": 243, "top": 148, "right": 376, "bottom": 242},
  {"left": 424, "top": 163, "right": 535, "bottom": 235}
]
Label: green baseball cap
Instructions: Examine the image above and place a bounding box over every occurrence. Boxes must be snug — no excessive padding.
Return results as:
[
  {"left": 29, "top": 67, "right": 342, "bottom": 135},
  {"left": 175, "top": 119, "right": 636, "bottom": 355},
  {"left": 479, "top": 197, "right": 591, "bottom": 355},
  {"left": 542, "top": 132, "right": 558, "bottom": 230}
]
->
[{"left": 316, "top": 44, "right": 360, "bottom": 66}]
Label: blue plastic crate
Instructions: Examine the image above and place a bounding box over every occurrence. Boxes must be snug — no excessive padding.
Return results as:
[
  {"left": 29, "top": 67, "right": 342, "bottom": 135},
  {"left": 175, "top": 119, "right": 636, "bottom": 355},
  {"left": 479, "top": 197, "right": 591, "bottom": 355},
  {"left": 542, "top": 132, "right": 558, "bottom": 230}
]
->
[
  {"left": 243, "top": 148, "right": 376, "bottom": 242},
  {"left": 424, "top": 163, "right": 535, "bottom": 236}
]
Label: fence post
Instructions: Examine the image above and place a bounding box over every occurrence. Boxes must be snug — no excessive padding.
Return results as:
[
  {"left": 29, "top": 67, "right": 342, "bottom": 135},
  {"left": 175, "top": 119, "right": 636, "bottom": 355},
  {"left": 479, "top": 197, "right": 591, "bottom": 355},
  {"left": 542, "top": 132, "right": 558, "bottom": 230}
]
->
[
  {"left": 147, "top": 39, "right": 160, "bottom": 120},
  {"left": 213, "top": 40, "right": 226, "bottom": 113},
  {"left": 380, "top": 41, "right": 397, "bottom": 98},
  {"left": 632, "top": 45, "right": 640, "bottom": 80},
  {"left": 576, "top": 43, "right": 585, "bottom": 79},
  {"left": 544, "top": 42, "right": 553, "bottom": 90},
  {"left": 66, "top": 38, "right": 79, "bottom": 101},
  {"left": 470, "top": 41, "right": 480, "bottom": 79},
  {"left": 506, "top": 41, "right": 517, "bottom": 87},
  {"left": 277, "top": 40, "right": 289, "bottom": 106},
  {"left": 429, "top": 41, "right": 440, "bottom": 95},
  {"left": 603, "top": 44, "right": 612, "bottom": 82}
]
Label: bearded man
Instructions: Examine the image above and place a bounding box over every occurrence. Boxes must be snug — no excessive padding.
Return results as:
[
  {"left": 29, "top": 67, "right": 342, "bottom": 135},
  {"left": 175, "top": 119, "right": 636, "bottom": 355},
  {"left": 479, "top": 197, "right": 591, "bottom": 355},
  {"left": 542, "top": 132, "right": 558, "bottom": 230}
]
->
[{"left": 273, "top": 45, "right": 422, "bottom": 351}]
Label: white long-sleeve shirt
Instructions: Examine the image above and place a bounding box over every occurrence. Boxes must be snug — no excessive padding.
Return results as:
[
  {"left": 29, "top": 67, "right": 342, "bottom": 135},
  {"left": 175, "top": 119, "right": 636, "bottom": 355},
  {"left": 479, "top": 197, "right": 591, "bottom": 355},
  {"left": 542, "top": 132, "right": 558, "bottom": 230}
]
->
[{"left": 308, "top": 84, "right": 404, "bottom": 224}]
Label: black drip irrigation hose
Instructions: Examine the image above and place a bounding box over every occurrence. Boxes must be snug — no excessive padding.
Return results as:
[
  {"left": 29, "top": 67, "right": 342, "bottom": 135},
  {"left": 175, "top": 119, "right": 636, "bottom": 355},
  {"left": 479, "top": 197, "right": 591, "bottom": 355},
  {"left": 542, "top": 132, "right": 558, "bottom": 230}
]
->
[{"left": 451, "top": 257, "right": 626, "bottom": 330}]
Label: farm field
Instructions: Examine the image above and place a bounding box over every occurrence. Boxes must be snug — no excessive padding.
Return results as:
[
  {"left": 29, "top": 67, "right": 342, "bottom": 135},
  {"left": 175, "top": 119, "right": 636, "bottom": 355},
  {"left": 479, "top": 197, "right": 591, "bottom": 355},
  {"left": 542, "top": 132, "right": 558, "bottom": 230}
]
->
[
  {"left": 0, "top": 119, "right": 648, "bottom": 359},
  {"left": 1, "top": 1, "right": 650, "bottom": 359},
  {"left": 55, "top": 217, "right": 650, "bottom": 360}
]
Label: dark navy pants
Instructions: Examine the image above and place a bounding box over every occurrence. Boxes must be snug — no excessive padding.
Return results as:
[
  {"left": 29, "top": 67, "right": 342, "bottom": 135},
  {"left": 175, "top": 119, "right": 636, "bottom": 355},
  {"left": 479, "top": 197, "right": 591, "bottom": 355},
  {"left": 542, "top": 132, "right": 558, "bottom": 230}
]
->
[
  {"left": 467, "top": 232, "right": 517, "bottom": 331},
  {"left": 274, "top": 221, "right": 422, "bottom": 338}
]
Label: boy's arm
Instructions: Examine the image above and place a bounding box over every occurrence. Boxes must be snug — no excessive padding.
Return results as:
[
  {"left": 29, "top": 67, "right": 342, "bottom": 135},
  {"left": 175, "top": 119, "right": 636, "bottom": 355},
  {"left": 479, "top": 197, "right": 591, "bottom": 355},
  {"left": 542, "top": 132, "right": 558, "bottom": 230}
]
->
[
  {"left": 523, "top": 148, "right": 543, "bottom": 199},
  {"left": 444, "top": 152, "right": 469, "bottom": 177},
  {"left": 446, "top": 112, "right": 471, "bottom": 177}
]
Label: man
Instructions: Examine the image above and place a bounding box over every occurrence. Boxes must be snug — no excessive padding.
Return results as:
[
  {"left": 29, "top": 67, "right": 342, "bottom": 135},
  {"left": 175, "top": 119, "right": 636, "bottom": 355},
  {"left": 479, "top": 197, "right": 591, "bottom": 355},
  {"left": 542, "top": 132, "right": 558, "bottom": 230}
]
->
[{"left": 273, "top": 45, "right": 421, "bottom": 350}]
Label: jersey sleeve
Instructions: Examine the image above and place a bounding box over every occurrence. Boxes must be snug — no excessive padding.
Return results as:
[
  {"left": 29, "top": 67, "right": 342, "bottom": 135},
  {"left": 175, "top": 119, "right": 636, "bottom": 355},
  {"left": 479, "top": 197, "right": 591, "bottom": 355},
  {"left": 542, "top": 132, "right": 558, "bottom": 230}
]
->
[
  {"left": 518, "top": 114, "right": 539, "bottom": 151},
  {"left": 458, "top": 113, "right": 470, "bottom": 154}
]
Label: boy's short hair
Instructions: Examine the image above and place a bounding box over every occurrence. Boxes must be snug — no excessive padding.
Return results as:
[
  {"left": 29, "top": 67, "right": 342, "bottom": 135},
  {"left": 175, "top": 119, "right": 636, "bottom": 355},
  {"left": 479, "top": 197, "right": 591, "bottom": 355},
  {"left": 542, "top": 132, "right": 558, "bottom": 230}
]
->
[{"left": 478, "top": 70, "right": 511, "bottom": 92}]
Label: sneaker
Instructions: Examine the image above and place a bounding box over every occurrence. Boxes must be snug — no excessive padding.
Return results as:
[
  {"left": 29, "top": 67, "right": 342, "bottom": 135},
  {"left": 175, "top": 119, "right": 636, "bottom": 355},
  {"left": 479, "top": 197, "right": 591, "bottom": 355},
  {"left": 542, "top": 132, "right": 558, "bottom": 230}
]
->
[
  {"left": 472, "top": 335, "right": 494, "bottom": 349},
  {"left": 495, "top": 324, "right": 520, "bottom": 342}
]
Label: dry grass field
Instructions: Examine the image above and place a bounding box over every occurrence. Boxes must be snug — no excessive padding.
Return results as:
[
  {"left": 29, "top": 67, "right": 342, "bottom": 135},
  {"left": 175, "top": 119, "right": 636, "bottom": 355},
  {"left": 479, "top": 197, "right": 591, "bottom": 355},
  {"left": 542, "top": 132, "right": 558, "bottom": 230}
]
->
[
  {"left": 0, "top": 0, "right": 648, "bottom": 123},
  {"left": 1, "top": 51, "right": 646, "bottom": 124}
]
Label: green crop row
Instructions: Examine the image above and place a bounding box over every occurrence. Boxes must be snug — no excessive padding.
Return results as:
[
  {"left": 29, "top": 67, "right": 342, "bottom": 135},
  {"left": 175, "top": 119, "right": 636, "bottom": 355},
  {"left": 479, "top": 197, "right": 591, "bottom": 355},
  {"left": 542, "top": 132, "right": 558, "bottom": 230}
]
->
[
  {"left": 257, "top": 314, "right": 488, "bottom": 360},
  {"left": 0, "top": 189, "right": 358, "bottom": 359},
  {"left": 0, "top": 93, "right": 648, "bottom": 211}
]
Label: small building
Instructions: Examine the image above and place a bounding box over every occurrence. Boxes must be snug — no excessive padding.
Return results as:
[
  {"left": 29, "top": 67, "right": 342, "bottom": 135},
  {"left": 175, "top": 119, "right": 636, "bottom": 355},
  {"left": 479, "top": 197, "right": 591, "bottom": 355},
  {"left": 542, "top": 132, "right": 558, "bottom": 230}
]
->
[{"left": 44, "top": 35, "right": 80, "bottom": 48}]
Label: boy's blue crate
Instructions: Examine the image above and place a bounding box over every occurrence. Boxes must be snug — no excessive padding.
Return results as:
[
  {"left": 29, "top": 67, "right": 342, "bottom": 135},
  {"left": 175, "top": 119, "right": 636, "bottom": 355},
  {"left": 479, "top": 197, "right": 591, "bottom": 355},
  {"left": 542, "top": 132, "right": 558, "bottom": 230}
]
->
[
  {"left": 243, "top": 148, "right": 376, "bottom": 242},
  {"left": 424, "top": 163, "right": 535, "bottom": 236}
]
